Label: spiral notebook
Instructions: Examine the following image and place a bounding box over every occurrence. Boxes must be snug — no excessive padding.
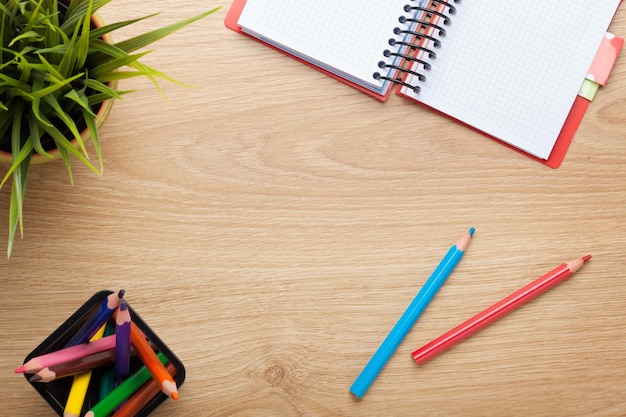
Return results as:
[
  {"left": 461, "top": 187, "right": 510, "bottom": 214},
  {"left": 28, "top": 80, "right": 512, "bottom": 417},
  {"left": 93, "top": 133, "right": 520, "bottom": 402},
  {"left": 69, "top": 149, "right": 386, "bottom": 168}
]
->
[{"left": 225, "top": 0, "right": 622, "bottom": 167}]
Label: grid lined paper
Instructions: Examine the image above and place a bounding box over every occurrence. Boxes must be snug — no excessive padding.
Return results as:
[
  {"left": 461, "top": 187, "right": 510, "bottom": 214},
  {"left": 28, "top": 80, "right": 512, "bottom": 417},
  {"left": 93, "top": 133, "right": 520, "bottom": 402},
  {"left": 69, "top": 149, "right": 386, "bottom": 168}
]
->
[
  {"left": 238, "top": 0, "right": 620, "bottom": 159},
  {"left": 237, "top": 0, "right": 408, "bottom": 93},
  {"left": 401, "top": 0, "right": 621, "bottom": 159}
]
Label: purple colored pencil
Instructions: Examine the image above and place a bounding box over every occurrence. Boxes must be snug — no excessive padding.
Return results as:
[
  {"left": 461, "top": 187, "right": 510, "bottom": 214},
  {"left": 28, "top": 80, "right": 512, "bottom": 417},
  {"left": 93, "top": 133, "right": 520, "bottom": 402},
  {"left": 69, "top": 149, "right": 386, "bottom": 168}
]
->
[
  {"left": 115, "top": 300, "right": 132, "bottom": 386},
  {"left": 65, "top": 289, "right": 125, "bottom": 347}
]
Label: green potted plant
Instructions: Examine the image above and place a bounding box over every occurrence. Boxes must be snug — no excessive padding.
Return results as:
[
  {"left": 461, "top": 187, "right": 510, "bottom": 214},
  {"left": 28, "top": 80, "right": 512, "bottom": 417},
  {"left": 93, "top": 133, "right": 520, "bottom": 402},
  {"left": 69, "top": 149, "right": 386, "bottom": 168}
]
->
[{"left": 0, "top": 0, "right": 220, "bottom": 257}]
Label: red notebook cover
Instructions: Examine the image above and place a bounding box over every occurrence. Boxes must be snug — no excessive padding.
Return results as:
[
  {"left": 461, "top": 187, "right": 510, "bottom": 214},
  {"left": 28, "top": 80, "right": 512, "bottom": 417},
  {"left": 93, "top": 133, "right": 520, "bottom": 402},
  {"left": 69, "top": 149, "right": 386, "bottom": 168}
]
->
[
  {"left": 225, "top": 0, "right": 620, "bottom": 169},
  {"left": 396, "top": 88, "right": 590, "bottom": 169}
]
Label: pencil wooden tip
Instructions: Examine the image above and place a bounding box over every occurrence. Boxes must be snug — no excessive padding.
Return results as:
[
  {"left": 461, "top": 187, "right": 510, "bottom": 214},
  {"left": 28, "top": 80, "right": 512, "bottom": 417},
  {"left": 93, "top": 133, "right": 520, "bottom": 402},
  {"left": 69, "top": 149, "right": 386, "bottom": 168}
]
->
[
  {"left": 456, "top": 228, "right": 475, "bottom": 251},
  {"left": 567, "top": 255, "right": 591, "bottom": 273},
  {"left": 162, "top": 380, "right": 179, "bottom": 400}
]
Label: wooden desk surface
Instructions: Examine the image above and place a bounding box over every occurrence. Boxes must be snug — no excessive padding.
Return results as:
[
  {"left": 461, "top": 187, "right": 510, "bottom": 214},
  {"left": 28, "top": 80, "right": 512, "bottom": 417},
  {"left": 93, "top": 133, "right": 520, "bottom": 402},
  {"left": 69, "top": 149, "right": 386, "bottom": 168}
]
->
[{"left": 2, "top": 2, "right": 625, "bottom": 416}]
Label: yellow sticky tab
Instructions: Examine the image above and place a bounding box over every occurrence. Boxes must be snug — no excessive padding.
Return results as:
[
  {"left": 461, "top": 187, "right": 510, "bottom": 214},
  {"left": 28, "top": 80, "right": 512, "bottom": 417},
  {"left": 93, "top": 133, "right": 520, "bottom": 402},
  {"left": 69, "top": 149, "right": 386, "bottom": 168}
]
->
[{"left": 578, "top": 78, "right": 600, "bottom": 101}]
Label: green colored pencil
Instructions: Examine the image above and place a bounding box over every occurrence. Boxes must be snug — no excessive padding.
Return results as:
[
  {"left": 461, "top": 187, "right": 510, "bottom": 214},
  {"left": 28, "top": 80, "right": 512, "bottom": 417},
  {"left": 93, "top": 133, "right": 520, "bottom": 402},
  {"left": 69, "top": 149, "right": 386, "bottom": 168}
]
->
[
  {"left": 84, "top": 352, "right": 169, "bottom": 417},
  {"left": 98, "top": 322, "right": 117, "bottom": 400}
]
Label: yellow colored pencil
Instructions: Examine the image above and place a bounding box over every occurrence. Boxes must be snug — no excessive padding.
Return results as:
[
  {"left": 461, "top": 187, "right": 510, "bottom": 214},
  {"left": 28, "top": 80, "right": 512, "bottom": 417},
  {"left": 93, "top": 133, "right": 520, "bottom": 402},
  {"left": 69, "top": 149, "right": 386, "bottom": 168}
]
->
[{"left": 63, "top": 324, "right": 107, "bottom": 417}]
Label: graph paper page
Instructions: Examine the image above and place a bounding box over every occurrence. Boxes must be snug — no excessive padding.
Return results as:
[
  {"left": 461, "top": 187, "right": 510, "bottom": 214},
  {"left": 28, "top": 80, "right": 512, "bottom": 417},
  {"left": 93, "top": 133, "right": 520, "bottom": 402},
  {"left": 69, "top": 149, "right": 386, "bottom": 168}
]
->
[
  {"left": 237, "top": 0, "right": 408, "bottom": 93},
  {"left": 401, "top": 0, "right": 621, "bottom": 159}
]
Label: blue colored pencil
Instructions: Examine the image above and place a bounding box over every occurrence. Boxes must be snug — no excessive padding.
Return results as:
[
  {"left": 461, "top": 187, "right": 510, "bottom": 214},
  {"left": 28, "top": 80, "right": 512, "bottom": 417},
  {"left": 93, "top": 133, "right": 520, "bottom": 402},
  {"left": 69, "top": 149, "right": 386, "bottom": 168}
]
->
[
  {"left": 65, "top": 289, "right": 125, "bottom": 348},
  {"left": 350, "top": 228, "right": 475, "bottom": 398},
  {"left": 115, "top": 299, "right": 132, "bottom": 386}
]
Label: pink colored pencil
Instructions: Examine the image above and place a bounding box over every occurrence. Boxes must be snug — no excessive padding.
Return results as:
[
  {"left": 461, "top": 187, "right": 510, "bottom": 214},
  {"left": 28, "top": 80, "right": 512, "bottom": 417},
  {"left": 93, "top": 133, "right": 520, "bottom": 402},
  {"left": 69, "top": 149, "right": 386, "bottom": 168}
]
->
[
  {"left": 15, "top": 334, "right": 116, "bottom": 374},
  {"left": 411, "top": 255, "right": 591, "bottom": 365},
  {"left": 30, "top": 349, "right": 116, "bottom": 383},
  {"left": 30, "top": 346, "right": 138, "bottom": 383}
]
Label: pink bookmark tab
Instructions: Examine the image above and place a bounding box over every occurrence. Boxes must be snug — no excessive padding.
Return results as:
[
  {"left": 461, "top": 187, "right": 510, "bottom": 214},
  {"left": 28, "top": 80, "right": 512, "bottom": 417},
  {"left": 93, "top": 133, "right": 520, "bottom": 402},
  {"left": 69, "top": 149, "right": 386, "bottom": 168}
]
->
[{"left": 586, "top": 32, "right": 624, "bottom": 86}]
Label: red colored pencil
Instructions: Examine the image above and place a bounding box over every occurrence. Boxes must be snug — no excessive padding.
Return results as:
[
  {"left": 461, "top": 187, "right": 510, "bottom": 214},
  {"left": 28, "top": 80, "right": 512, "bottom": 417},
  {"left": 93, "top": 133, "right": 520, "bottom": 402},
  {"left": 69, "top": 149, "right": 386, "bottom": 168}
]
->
[
  {"left": 15, "top": 335, "right": 116, "bottom": 374},
  {"left": 111, "top": 363, "right": 177, "bottom": 417},
  {"left": 129, "top": 322, "right": 179, "bottom": 400},
  {"left": 411, "top": 255, "right": 591, "bottom": 365}
]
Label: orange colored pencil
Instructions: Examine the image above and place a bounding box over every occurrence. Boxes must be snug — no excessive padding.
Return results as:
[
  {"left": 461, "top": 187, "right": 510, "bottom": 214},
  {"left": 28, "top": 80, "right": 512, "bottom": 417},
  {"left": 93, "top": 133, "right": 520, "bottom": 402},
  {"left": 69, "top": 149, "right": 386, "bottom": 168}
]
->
[
  {"left": 129, "top": 322, "right": 179, "bottom": 400},
  {"left": 111, "top": 363, "right": 177, "bottom": 417}
]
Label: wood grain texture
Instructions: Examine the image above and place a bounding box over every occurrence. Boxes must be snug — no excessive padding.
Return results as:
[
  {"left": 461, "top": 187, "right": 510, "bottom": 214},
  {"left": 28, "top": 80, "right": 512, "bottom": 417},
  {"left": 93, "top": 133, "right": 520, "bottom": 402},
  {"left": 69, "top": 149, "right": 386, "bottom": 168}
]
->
[{"left": 1, "top": 2, "right": 625, "bottom": 416}]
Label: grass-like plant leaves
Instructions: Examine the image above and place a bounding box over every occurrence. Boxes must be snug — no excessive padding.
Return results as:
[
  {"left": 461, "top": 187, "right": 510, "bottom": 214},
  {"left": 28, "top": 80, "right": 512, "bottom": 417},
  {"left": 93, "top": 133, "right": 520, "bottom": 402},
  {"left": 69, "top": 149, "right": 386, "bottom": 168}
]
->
[{"left": 0, "top": 0, "right": 221, "bottom": 257}]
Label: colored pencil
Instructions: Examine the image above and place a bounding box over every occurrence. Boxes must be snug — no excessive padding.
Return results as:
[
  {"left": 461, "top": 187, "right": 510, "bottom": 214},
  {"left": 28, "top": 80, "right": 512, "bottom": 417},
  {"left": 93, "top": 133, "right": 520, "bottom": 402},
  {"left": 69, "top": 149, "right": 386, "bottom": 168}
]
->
[
  {"left": 15, "top": 334, "right": 116, "bottom": 374},
  {"left": 129, "top": 321, "right": 179, "bottom": 400},
  {"left": 115, "top": 300, "right": 132, "bottom": 386},
  {"left": 411, "top": 255, "right": 592, "bottom": 365},
  {"left": 84, "top": 352, "right": 170, "bottom": 417},
  {"left": 62, "top": 325, "right": 107, "bottom": 417},
  {"left": 30, "top": 349, "right": 113, "bottom": 383},
  {"left": 62, "top": 371, "right": 92, "bottom": 417},
  {"left": 64, "top": 289, "right": 125, "bottom": 348},
  {"left": 350, "top": 228, "right": 475, "bottom": 398},
  {"left": 99, "top": 323, "right": 118, "bottom": 400},
  {"left": 30, "top": 345, "right": 138, "bottom": 383},
  {"left": 111, "top": 363, "right": 177, "bottom": 417},
  {"left": 99, "top": 367, "right": 116, "bottom": 401}
]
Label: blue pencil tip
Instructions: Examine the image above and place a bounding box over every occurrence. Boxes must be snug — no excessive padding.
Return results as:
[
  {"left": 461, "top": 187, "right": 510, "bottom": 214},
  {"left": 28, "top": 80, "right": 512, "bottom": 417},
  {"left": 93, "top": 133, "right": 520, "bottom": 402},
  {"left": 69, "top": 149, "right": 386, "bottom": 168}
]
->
[{"left": 469, "top": 227, "right": 475, "bottom": 236}]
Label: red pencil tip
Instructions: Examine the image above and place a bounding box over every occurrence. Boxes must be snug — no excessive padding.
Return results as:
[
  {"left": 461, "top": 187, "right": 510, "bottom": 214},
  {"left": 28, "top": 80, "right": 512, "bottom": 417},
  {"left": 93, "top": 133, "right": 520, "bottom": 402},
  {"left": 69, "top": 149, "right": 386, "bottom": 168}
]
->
[
  {"left": 582, "top": 255, "right": 592, "bottom": 263},
  {"left": 15, "top": 366, "right": 25, "bottom": 373}
]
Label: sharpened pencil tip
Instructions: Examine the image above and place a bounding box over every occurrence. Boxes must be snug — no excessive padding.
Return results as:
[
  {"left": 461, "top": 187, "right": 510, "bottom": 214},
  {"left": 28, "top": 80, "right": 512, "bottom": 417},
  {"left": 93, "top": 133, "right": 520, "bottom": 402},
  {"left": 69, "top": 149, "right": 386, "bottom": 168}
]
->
[
  {"left": 582, "top": 254, "right": 592, "bottom": 263},
  {"left": 456, "top": 228, "right": 475, "bottom": 252},
  {"left": 29, "top": 374, "right": 42, "bottom": 382},
  {"left": 469, "top": 227, "right": 475, "bottom": 237},
  {"left": 14, "top": 366, "right": 25, "bottom": 373},
  {"left": 118, "top": 289, "right": 126, "bottom": 299},
  {"left": 162, "top": 379, "right": 179, "bottom": 400}
]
